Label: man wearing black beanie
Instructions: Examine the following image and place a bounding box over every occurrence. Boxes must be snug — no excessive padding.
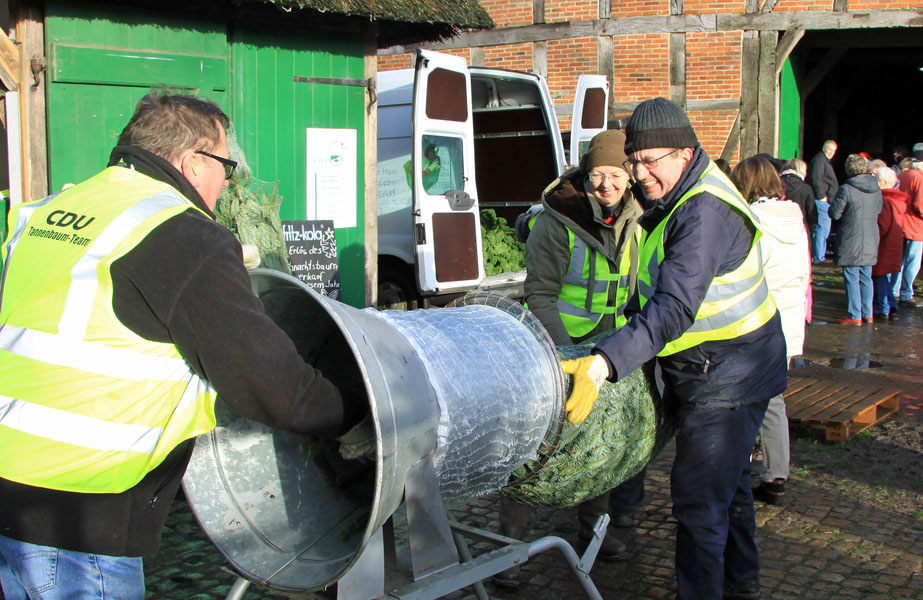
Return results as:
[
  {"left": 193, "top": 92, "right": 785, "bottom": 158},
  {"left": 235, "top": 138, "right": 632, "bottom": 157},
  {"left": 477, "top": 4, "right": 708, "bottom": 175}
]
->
[{"left": 560, "top": 98, "right": 787, "bottom": 600}]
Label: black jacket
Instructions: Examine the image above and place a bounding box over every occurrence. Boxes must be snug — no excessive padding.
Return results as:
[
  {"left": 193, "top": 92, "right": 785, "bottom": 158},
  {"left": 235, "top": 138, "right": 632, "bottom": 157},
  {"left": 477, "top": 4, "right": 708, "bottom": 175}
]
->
[
  {"left": 781, "top": 172, "right": 818, "bottom": 234},
  {"left": 0, "top": 146, "right": 361, "bottom": 557},
  {"left": 808, "top": 151, "right": 838, "bottom": 201},
  {"left": 593, "top": 147, "right": 787, "bottom": 409}
]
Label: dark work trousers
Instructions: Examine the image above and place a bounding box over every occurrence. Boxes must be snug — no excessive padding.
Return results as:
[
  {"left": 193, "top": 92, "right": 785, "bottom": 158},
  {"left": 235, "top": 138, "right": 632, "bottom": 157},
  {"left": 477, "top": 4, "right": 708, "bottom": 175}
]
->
[
  {"left": 608, "top": 467, "right": 647, "bottom": 518},
  {"left": 671, "top": 399, "right": 769, "bottom": 599}
]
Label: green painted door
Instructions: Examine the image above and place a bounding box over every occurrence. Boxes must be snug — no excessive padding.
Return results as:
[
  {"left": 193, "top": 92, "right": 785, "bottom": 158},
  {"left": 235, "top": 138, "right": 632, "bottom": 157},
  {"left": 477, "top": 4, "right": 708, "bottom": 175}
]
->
[
  {"left": 230, "top": 30, "right": 367, "bottom": 307},
  {"left": 44, "top": 3, "right": 368, "bottom": 307},
  {"left": 44, "top": 1, "right": 228, "bottom": 190},
  {"left": 778, "top": 58, "right": 802, "bottom": 160}
]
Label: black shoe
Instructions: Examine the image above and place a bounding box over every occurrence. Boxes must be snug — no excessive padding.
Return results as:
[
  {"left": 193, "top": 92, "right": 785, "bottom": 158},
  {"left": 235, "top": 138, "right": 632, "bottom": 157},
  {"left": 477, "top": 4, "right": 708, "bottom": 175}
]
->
[
  {"left": 491, "top": 565, "right": 521, "bottom": 589},
  {"left": 752, "top": 478, "right": 785, "bottom": 505},
  {"left": 609, "top": 514, "right": 633, "bottom": 528},
  {"left": 874, "top": 313, "right": 889, "bottom": 322},
  {"left": 578, "top": 524, "right": 629, "bottom": 561},
  {"left": 898, "top": 298, "right": 923, "bottom": 308},
  {"left": 723, "top": 584, "right": 760, "bottom": 599}
]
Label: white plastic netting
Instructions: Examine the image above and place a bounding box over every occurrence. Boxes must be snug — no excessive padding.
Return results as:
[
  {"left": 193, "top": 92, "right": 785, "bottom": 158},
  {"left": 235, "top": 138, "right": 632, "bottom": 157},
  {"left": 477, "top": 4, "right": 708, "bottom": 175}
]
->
[{"left": 372, "top": 301, "right": 564, "bottom": 505}]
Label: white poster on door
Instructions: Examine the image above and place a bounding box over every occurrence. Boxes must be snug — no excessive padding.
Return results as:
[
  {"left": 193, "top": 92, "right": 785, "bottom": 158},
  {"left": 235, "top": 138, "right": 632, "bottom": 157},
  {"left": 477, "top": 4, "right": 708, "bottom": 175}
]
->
[{"left": 305, "top": 127, "right": 357, "bottom": 229}]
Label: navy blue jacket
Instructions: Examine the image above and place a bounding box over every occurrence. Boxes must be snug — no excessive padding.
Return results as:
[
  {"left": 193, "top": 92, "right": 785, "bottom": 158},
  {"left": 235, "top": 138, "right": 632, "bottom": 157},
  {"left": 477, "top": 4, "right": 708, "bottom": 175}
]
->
[{"left": 593, "top": 146, "right": 787, "bottom": 409}]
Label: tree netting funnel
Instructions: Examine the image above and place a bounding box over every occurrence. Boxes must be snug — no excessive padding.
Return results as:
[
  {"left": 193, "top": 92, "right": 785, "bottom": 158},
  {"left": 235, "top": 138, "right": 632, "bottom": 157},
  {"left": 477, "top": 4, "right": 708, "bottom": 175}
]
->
[{"left": 182, "top": 270, "right": 566, "bottom": 592}]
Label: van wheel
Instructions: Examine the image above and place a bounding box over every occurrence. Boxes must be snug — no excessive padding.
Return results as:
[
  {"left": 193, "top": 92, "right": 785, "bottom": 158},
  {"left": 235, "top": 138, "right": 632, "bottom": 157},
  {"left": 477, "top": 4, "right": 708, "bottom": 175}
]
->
[{"left": 378, "top": 270, "right": 420, "bottom": 311}]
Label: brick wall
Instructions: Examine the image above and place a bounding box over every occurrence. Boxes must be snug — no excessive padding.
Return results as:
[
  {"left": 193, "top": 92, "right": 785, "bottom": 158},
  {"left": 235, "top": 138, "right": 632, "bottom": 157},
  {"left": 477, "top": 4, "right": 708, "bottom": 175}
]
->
[
  {"left": 612, "top": 34, "right": 671, "bottom": 106},
  {"left": 483, "top": 43, "right": 533, "bottom": 71},
  {"left": 546, "top": 0, "right": 598, "bottom": 22},
  {"left": 684, "top": 0, "right": 745, "bottom": 12},
  {"left": 686, "top": 31, "right": 742, "bottom": 102},
  {"left": 690, "top": 110, "right": 739, "bottom": 161},
  {"left": 378, "top": 0, "right": 923, "bottom": 161},
  {"left": 609, "top": 0, "right": 670, "bottom": 17},
  {"left": 480, "top": 0, "right": 533, "bottom": 27}
]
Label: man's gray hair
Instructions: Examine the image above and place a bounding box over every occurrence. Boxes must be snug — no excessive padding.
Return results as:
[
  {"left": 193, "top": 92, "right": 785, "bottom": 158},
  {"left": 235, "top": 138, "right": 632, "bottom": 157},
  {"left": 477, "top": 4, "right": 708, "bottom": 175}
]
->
[
  {"left": 118, "top": 90, "right": 230, "bottom": 164},
  {"left": 822, "top": 140, "right": 837, "bottom": 152}
]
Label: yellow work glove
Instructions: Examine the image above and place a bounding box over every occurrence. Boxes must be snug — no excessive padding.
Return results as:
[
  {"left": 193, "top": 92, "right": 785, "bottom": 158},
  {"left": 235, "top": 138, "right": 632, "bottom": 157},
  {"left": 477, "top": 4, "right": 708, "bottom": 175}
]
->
[
  {"left": 241, "top": 244, "right": 261, "bottom": 269},
  {"left": 561, "top": 354, "right": 610, "bottom": 424}
]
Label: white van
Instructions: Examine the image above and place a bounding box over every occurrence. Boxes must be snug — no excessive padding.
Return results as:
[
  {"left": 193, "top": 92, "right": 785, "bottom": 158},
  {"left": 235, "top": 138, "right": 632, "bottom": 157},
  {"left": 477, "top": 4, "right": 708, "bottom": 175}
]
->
[{"left": 376, "top": 49, "right": 608, "bottom": 308}]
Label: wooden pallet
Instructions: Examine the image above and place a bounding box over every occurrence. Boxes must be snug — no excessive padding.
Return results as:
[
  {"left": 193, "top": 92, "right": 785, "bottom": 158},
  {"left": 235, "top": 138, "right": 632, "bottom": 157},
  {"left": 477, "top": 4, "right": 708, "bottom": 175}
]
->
[{"left": 783, "top": 377, "right": 901, "bottom": 442}]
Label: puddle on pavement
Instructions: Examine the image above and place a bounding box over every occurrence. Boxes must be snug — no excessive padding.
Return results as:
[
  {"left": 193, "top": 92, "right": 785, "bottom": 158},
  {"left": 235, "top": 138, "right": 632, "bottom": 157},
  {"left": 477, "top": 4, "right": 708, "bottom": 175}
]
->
[{"left": 827, "top": 357, "right": 886, "bottom": 369}]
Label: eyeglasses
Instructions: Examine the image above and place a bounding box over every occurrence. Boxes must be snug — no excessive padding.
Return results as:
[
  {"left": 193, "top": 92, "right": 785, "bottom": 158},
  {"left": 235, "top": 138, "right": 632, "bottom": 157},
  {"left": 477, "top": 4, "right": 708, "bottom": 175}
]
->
[
  {"left": 623, "top": 149, "right": 680, "bottom": 172},
  {"left": 195, "top": 150, "right": 238, "bottom": 180},
  {"left": 587, "top": 171, "right": 629, "bottom": 185}
]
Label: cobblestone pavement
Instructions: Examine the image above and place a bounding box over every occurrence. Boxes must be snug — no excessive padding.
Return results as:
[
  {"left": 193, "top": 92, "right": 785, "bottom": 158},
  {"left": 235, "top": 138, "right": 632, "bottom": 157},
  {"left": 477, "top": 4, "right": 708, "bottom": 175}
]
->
[{"left": 143, "top": 263, "right": 921, "bottom": 599}]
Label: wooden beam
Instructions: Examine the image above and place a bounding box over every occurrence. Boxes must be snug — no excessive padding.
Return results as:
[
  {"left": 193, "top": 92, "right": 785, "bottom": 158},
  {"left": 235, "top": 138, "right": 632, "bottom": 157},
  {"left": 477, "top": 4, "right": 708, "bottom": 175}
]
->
[
  {"left": 380, "top": 10, "right": 923, "bottom": 56},
  {"left": 833, "top": 0, "right": 849, "bottom": 11},
  {"left": 534, "top": 0, "right": 545, "bottom": 25},
  {"left": 533, "top": 40, "right": 547, "bottom": 79},
  {"left": 598, "top": 0, "right": 610, "bottom": 20},
  {"left": 670, "top": 0, "right": 683, "bottom": 16},
  {"left": 801, "top": 47, "right": 847, "bottom": 99},
  {"left": 775, "top": 28, "right": 804, "bottom": 78},
  {"left": 669, "top": 32, "right": 686, "bottom": 109},
  {"left": 717, "top": 9, "right": 923, "bottom": 31},
  {"left": 364, "top": 37, "right": 378, "bottom": 308},
  {"left": 0, "top": 29, "right": 21, "bottom": 91},
  {"left": 740, "top": 31, "right": 760, "bottom": 159},
  {"left": 598, "top": 36, "right": 614, "bottom": 117},
  {"left": 16, "top": 3, "right": 47, "bottom": 203},
  {"left": 720, "top": 111, "right": 742, "bottom": 164},
  {"left": 758, "top": 30, "right": 777, "bottom": 155},
  {"left": 470, "top": 46, "right": 485, "bottom": 66},
  {"left": 612, "top": 97, "right": 739, "bottom": 115}
]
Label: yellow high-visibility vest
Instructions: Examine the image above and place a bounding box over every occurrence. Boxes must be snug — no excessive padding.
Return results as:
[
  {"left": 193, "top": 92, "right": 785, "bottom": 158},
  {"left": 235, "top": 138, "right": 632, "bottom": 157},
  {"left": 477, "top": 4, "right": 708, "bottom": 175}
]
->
[
  {"left": 636, "top": 162, "right": 777, "bottom": 356},
  {"left": 0, "top": 166, "right": 217, "bottom": 493}
]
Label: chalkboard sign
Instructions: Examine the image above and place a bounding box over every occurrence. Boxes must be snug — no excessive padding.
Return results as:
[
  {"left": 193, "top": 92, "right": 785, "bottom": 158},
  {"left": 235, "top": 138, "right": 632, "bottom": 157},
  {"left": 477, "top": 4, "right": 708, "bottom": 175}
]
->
[{"left": 282, "top": 220, "right": 341, "bottom": 300}]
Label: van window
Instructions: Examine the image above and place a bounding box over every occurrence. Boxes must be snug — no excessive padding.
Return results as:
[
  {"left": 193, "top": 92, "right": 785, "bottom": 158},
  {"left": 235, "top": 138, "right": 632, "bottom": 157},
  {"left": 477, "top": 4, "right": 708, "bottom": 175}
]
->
[
  {"left": 416, "top": 135, "right": 465, "bottom": 196},
  {"left": 425, "top": 68, "right": 468, "bottom": 122}
]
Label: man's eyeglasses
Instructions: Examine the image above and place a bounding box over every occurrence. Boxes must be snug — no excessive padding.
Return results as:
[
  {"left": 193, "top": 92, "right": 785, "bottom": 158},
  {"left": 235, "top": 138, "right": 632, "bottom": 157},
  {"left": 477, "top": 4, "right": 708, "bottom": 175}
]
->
[
  {"left": 195, "top": 150, "right": 238, "bottom": 180},
  {"left": 623, "top": 148, "right": 680, "bottom": 172},
  {"left": 587, "top": 171, "right": 628, "bottom": 185}
]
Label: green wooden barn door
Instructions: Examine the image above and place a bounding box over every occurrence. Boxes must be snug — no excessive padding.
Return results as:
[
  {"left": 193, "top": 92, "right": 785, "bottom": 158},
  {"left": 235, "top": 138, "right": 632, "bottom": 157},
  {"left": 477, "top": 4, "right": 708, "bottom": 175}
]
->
[
  {"left": 44, "top": 1, "right": 228, "bottom": 191},
  {"left": 231, "top": 30, "right": 367, "bottom": 308}
]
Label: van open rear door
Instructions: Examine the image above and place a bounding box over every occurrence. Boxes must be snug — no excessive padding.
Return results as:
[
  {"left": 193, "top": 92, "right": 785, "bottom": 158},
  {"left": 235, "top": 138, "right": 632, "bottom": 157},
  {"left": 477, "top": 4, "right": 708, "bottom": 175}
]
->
[
  {"left": 411, "top": 49, "right": 484, "bottom": 294},
  {"left": 569, "top": 75, "right": 609, "bottom": 166}
]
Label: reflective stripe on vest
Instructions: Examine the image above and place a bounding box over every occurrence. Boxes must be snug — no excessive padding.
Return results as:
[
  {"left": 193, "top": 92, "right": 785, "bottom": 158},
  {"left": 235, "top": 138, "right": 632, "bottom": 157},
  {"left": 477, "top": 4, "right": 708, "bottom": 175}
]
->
[
  {"left": 556, "top": 225, "right": 637, "bottom": 337},
  {"left": 0, "top": 167, "right": 218, "bottom": 493},
  {"left": 637, "top": 162, "right": 777, "bottom": 356}
]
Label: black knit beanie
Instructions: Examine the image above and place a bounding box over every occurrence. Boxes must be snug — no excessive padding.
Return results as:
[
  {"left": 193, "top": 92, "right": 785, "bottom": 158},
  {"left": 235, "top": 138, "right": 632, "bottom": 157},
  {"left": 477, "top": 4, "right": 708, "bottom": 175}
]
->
[{"left": 624, "top": 97, "right": 698, "bottom": 155}]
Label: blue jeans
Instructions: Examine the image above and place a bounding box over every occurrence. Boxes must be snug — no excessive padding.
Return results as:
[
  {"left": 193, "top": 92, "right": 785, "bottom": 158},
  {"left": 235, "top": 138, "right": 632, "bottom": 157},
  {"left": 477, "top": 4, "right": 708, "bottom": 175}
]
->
[
  {"left": 893, "top": 239, "right": 923, "bottom": 301},
  {"left": 873, "top": 274, "right": 898, "bottom": 315},
  {"left": 671, "top": 400, "right": 769, "bottom": 599},
  {"left": 0, "top": 535, "right": 144, "bottom": 600},
  {"left": 843, "top": 266, "right": 873, "bottom": 320},
  {"left": 812, "top": 200, "right": 831, "bottom": 262}
]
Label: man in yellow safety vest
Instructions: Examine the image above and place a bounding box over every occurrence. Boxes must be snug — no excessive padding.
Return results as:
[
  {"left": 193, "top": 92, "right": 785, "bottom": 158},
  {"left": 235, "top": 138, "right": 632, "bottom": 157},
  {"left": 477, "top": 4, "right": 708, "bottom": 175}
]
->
[
  {"left": 0, "top": 92, "right": 365, "bottom": 598},
  {"left": 561, "top": 98, "right": 787, "bottom": 600}
]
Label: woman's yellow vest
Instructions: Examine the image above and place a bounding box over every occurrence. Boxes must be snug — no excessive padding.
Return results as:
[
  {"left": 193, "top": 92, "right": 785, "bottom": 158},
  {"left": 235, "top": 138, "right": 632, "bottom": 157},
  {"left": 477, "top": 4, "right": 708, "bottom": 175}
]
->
[
  {"left": 530, "top": 211, "right": 639, "bottom": 338},
  {"left": 0, "top": 167, "right": 218, "bottom": 493},
  {"left": 636, "top": 163, "right": 777, "bottom": 356}
]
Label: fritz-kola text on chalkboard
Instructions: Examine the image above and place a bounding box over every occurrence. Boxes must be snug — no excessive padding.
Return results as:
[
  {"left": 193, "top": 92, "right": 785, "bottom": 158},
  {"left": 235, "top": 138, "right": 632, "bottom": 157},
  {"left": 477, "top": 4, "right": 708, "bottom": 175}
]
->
[{"left": 282, "top": 220, "right": 340, "bottom": 299}]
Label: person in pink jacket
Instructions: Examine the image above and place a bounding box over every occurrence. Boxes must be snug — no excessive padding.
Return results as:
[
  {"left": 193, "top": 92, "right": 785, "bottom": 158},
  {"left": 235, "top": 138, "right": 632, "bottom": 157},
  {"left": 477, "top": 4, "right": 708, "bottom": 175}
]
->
[{"left": 732, "top": 156, "right": 811, "bottom": 503}]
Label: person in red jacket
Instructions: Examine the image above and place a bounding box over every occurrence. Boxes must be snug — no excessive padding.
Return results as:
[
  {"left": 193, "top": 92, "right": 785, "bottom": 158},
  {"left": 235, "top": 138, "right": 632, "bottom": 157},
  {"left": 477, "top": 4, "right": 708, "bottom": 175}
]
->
[
  {"left": 894, "top": 150, "right": 923, "bottom": 307},
  {"left": 873, "top": 167, "right": 909, "bottom": 319}
]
